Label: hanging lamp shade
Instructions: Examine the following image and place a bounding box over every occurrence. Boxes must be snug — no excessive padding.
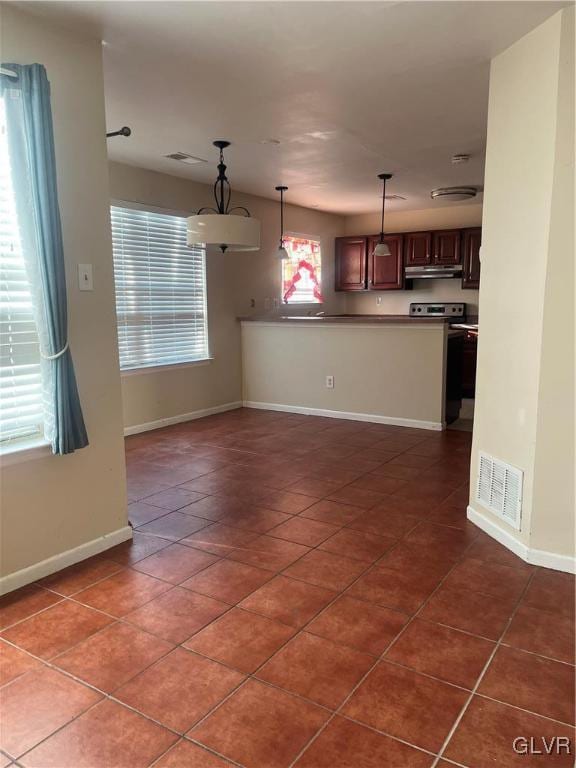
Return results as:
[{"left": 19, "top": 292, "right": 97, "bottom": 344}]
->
[
  {"left": 373, "top": 240, "right": 391, "bottom": 257},
  {"left": 187, "top": 140, "right": 260, "bottom": 252},
  {"left": 187, "top": 214, "right": 260, "bottom": 252},
  {"left": 274, "top": 185, "right": 289, "bottom": 260},
  {"left": 372, "top": 172, "right": 393, "bottom": 258}
]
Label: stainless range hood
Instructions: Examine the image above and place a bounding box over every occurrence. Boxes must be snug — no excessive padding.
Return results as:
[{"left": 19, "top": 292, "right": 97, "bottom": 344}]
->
[{"left": 405, "top": 264, "right": 463, "bottom": 279}]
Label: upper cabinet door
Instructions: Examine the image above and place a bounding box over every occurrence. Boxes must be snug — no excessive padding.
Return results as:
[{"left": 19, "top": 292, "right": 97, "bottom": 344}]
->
[
  {"left": 405, "top": 232, "right": 432, "bottom": 266},
  {"left": 335, "top": 237, "right": 367, "bottom": 291},
  {"left": 368, "top": 234, "right": 404, "bottom": 290},
  {"left": 432, "top": 229, "right": 461, "bottom": 265},
  {"left": 462, "top": 227, "right": 482, "bottom": 289}
]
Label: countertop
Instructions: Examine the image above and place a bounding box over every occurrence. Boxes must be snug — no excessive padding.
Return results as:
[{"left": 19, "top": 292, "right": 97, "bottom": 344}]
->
[{"left": 239, "top": 314, "right": 455, "bottom": 325}]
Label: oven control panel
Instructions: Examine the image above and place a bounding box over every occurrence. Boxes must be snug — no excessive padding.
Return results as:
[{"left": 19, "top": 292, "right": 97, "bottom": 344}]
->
[{"left": 409, "top": 302, "right": 466, "bottom": 318}]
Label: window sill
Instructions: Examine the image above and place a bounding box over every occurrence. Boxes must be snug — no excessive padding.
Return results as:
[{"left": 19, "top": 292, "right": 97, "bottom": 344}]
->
[
  {"left": 121, "top": 358, "right": 214, "bottom": 377},
  {"left": 0, "top": 437, "right": 51, "bottom": 465}
]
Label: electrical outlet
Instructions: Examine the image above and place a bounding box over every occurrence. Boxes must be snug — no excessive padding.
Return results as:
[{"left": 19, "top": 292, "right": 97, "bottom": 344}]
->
[
  {"left": 250, "top": 298, "right": 256, "bottom": 308},
  {"left": 325, "top": 375, "right": 334, "bottom": 389},
  {"left": 376, "top": 295, "right": 382, "bottom": 305}
]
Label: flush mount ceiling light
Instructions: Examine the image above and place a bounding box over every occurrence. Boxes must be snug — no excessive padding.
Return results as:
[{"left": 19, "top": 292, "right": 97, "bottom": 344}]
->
[
  {"left": 372, "top": 173, "right": 393, "bottom": 257},
  {"left": 431, "top": 186, "right": 477, "bottom": 202},
  {"left": 274, "top": 185, "right": 289, "bottom": 260},
  {"left": 187, "top": 140, "right": 260, "bottom": 253}
]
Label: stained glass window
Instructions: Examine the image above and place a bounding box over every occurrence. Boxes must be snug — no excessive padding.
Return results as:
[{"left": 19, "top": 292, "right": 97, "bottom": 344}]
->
[{"left": 281, "top": 236, "right": 323, "bottom": 304}]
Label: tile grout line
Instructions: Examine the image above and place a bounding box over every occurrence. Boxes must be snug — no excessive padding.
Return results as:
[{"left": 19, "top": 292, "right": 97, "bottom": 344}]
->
[
  {"left": 149, "top": 735, "right": 246, "bottom": 768},
  {"left": 0, "top": 564, "right": 534, "bottom": 673},
  {"left": 156, "top": 480, "right": 468, "bottom": 762},
  {"left": 169, "top": 515, "right": 399, "bottom": 746},
  {"left": 429, "top": 566, "right": 540, "bottom": 768},
  {"left": 4, "top": 554, "right": 569, "bottom": 767},
  {"left": 2, "top": 479, "right": 403, "bottom": 765},
  {"left": 285, "top": 527, "right": 486, "bottom": 768},
  {"left": 1, "top": 493, "right": 397, "bottom": 636},
  {"left": 5, "top": 417, "right": 550, "bottom": 768},
  {"left": 471, "top": 692, "right": 576, "bottom": 727},
  {"left": 1, "top": 492, "right": 544, "bottom": 673},
  {"left": 7, "top": 642, "right": 250, "bottom": 766},
  {"left": 3, "top": 500, "right": 388, "bottom": 688}
]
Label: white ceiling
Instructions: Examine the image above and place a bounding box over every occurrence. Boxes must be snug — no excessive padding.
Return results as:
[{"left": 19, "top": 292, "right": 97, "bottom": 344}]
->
[{"left": 27, "top": 1, "right": 565, "bottom": 214}]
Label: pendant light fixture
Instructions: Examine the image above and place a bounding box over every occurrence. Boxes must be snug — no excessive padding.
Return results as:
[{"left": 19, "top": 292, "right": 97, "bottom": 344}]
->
[
  {"left": 372, "top": 173, "right": 393, "bottom": 257},
  {"left": 187, "top": 140, "right": 260, "bottom": 253},
  {"left": 275, "top": 185, "right": 289, "bottom": 260}
]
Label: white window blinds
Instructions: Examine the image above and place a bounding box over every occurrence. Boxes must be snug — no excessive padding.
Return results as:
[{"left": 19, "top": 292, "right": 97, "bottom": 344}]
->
[
  {"left": 0, "top": 97, "right": 44, "bottom": 445},
  {"left": 111, "top": 205, "right": 209, "bottom": 371}
]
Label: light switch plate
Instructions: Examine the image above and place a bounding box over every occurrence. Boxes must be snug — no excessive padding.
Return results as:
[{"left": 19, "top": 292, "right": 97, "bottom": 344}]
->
[{"left": 78, "top": 264, "right": 93, "bottom": 291}]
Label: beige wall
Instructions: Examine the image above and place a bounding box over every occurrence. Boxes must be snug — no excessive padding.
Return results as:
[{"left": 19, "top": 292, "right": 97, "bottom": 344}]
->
[
  {"left": 0, "top": 6, "right": 128, "bottom": 583},
  {"left": 343, "top": 204, "right": 482, "bottom": 316},
  {"left": 108, "top": 162, "right": 346, "bottom": 430},
  {"left": 241, "top": 321, "right": 447, "bottom": 428},
  {"left": 343, "top": 204, "right": 483, "bottom": 237},
  {"left": 469, "top": 7, "right": 574, "bottom": 564},
  {"left": 530, "top": 6, "right": 575, "bottom": 557}
]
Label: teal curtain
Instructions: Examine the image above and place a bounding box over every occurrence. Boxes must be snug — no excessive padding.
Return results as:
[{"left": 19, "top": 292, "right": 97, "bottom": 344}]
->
[{"left": 1, "top": 63, "right": 88, "bottom": 454}]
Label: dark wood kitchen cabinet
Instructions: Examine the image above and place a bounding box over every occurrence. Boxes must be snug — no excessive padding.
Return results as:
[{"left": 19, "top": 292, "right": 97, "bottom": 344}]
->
[
  {"left": 367, "top": 234, "right": 404, "bottom": 290},
  {"left": 335, "top": 226, "right": 482, "bottom": 292},
  {"left": 462, "top": 227, "right": 482, "bottom": 289},
  {"left": 432, "top": 229, "right": 461, "bottom": 265},
  {"left": 335, "top": 234, "right": 403, "bottom": 291},
  {"left": 405, "top": 229, "right": 460, "bottom": 266},
  {"left": 405, "top": 231, "right": 432, "bottom": 266},
  {"left": 335, "top": 237, "right": 367, "bottom": 291}
]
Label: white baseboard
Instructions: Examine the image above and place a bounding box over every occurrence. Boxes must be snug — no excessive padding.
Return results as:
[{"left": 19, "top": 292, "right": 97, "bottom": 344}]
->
[
  {"left": 243, "top": 400, "right": 444, "bottom": 431},
  {"left": 467, "top": 505, "right": 575, "bottom": 574},
  {"left": 527, "top": 547, "right": 576, "bottom": 573},
  {"left": 0, "top": 525, "right": 133, "bottom": 596},
  {"left": 467, "top": 506, "right": 529, "bottom": 560},
  {"left": 124, "top": 401, "right": 243, "bottom": 437}
]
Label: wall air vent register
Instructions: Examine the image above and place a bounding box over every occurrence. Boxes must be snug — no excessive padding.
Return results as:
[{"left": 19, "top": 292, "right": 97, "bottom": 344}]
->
[{"left": 476, "top": 452, "right": 523, "bottom": 530}]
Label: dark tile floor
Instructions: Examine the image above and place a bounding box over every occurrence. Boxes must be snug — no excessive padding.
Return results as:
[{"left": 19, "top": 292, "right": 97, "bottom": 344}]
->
[{"left": 0, "top": 408, "right": 574, "bottom": 768}]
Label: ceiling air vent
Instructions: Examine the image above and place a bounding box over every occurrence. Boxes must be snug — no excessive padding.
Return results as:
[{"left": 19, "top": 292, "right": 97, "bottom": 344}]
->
[
  {"left": 164, "top": 152, "right": 207, "bottom": 165},
  {"left": 476, "top": 452, "right": 523, "bottom": 530}
]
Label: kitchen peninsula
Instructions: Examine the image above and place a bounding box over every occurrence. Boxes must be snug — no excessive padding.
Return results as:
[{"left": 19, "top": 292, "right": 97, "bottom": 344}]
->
[{"left": 240, "top": 315, "right": 462, "bottom": 430}]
